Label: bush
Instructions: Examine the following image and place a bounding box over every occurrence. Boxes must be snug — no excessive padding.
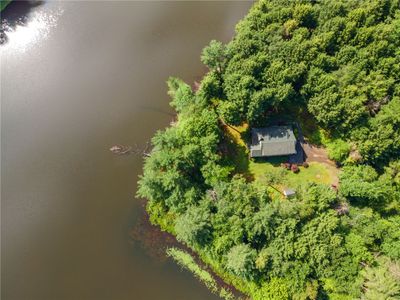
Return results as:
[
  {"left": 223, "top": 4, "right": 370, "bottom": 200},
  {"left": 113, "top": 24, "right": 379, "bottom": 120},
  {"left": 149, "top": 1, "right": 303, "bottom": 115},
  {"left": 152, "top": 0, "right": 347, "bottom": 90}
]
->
[
  {"left": 175, "top": 205, "right": 212, "bottom": 247},
  {"left": 291, "top": 164, "right": 300, "bottom": 173},
  {"left": 327, "top": 139, "right": 351, "bottom": 163},
  {"left": 253, "top": 278, "right": 290, "bottom": 300},
  {"left": 226, "top": 244, "right": 257, "bottom": 279},
  {"left": 281, "top": 162, "right": 291, "bottom": 170},
  {"left": 266, "top": 168, "right": 287, "bottom": 185}
]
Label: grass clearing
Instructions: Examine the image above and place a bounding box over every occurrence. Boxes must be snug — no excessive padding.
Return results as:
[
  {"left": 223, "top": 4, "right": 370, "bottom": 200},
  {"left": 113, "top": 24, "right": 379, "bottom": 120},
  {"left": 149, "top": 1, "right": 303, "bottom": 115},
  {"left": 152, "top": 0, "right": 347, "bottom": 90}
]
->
[
  {"left": 250, "top": 160, "right": 338, "bottom": 187},
  {"left": 222, "top": 123, "right": 339, "bottom": 197}
]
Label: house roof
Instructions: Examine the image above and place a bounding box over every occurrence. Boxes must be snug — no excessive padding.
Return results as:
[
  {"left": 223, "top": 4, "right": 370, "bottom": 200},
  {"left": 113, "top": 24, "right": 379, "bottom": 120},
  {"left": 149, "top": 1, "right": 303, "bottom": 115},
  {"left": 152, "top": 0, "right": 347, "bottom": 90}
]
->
[{"left": 250, "top": 126, "right": 297, "bottom": 157}]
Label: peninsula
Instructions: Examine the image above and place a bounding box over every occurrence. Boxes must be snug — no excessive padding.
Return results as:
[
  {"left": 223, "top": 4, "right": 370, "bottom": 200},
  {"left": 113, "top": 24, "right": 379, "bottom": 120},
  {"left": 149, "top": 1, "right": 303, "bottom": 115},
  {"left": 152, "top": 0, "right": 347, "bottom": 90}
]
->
[{"left": 138, "top": 1, "right": 400, "bottom": 299}]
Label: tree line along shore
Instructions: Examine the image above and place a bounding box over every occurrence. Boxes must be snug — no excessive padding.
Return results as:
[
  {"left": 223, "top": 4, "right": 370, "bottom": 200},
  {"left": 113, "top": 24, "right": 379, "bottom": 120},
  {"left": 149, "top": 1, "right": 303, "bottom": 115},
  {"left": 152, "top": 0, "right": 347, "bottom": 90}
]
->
[{"left": 137, "top": 1, "right": 400, "bottom": 299}]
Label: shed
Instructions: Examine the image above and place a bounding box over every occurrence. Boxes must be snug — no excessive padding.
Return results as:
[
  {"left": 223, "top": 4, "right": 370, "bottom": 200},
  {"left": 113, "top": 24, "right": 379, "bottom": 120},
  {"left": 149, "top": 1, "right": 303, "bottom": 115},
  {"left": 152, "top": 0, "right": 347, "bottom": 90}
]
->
[
  {"left": 283, "top": 188, "right": 296, "bottom": 198},
  {"left": 250, "top": 126, "right": 297, "bottom": 158}
]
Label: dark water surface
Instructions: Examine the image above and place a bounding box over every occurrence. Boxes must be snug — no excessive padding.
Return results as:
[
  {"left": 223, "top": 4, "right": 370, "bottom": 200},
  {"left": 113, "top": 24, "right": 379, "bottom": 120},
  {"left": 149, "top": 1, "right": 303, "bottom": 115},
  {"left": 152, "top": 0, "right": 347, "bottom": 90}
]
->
[{"left": 1, "top": 1, "right": 252, "bottom": 299}]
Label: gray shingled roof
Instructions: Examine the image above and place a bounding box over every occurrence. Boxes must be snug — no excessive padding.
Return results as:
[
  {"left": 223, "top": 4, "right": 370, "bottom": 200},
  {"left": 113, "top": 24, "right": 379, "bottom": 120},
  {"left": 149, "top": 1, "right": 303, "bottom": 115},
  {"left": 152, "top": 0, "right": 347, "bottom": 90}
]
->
[{"left": 250, "top": 126, "right": 297, "bottom": 157}]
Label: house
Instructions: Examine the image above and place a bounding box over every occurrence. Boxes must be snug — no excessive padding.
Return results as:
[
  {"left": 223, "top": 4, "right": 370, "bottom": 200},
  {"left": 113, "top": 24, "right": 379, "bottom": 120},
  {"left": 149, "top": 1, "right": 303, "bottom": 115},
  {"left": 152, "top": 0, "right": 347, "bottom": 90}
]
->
[{"left": 250, "top": 126, "right": 297, "bottom": 158}]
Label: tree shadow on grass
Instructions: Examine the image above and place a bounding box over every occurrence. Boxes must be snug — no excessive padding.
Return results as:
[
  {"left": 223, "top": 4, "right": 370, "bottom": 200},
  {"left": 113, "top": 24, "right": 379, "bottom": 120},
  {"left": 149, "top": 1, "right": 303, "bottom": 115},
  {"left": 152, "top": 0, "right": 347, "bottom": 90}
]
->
[
  {"left": 219, "top": 128, "right": 254, "bottom": 182},
  {"left": 1, "top": 0, "right": 44, "bottom": 45}
]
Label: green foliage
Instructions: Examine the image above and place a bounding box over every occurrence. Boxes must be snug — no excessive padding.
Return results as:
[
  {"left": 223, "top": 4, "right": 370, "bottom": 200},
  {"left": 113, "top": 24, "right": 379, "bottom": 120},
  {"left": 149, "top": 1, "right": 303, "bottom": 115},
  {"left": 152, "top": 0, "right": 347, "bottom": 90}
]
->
[
  {"left": 283, "top": 19, "right": 299, "bottom": 38},
  {"left": 175, "top": 205, "right": 212, "bottom": 247},
  {"left": 340, "top": 165, "right": 399, "bottom": 212},
  {"left": 226, "top": 244, "right": 257, "bottom": 280},
  {"left": 340, "top": 207, "right": 384, "bottom": 249},
  {"left": 197, "top": 71, "right": 224, "bottom": 101},
  {"left": 353, "top": 97, "right": 400, "bottom": 164},
  {"left": 293, "top": 3, "right": 316, "bottom": 28},
  {"left": 219, "top": 288, "right": 235, "bottom": 300},
  {"left": 167, "top": 247, "right": 237, "bottom": 300},
  {"left": 381, "top": 216, "right": 400, "bottom": 260},
  {"left": 146, "top": 201, "right": 175, "bottom": 233},
  {"left": 327, "top": 139, "right": 351, "bottom": 163},
  {"left": 137, "top": 88, "right": 222, "bottom": 213},
  {"left": 218, "top": 101, "right": 242, "bottom": 126},
  {"left": 0, "top": 0, "right": 12, "bottom": 11},
  {"left": 361, "top": 257, "right": 400, "bottom": 300},
  {"left": 201, "top": 40, "right": 228, "bottom": 73},
  {"left": 167, "top": 77, "right": 195, "bottom": 113},
  {"left": 300, "top": 183, "right": 337, "bottom": 212},
  {"left": 201, "top": 161, "right": 232, "bottom": 187},
  {"left": 253, "top": 278, "right": 290, "bottom": 300},
  {"left": 219, "top": 0, "right": 400, "bottom": 164},
  {"left": 166, "top": 247, "right": 218, "bottom": 293},
  {"left": 138, "top": 1, "right": 400, "bottom": 299}
]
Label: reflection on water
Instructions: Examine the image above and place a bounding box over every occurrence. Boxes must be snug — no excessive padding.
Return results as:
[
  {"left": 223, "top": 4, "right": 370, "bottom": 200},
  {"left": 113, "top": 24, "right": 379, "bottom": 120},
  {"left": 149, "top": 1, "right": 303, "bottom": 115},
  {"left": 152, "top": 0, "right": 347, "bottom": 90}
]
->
[
  {"left": 1, "top": 0, "right": 62, "bottom": 50},
  {"left": 130, "top": 200, "right": 178, "bottom": 262},
  {"left": 1, "top": 1, "right": 253, "bottom": 299}
]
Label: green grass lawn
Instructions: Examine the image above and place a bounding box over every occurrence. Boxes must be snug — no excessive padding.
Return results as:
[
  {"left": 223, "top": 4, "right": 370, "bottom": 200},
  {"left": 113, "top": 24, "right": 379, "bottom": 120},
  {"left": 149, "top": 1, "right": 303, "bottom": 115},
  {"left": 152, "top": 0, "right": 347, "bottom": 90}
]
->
[
  {"left": 249, "top": 159, "right": 338, "bottom": 188},
  {"left": 223, "top": 123, "right": 339, "bottom": 198}
]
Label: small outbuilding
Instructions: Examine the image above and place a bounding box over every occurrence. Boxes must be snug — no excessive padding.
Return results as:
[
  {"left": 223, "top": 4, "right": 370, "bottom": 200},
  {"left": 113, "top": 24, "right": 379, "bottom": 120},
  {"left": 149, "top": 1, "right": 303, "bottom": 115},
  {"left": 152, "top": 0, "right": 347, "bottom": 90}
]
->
[
  {"left": 283, "top": 188, "right": 296, "bottom": 198},
  {"left": 250, "top": 126, "right": 297, "bottom": 158}
]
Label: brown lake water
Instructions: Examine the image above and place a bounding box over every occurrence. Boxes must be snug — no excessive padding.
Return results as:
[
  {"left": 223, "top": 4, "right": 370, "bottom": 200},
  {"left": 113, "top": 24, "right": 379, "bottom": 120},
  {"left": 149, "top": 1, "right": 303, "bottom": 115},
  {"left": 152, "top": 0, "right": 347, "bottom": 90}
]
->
[{"left": 1, "top": 1, "right": 253, "bottom": 299}]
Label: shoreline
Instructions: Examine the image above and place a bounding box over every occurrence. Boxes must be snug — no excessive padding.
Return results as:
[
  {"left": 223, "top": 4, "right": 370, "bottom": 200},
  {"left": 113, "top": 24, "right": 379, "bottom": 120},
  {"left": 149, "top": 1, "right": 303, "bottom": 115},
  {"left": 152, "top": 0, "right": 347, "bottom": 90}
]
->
[{"left": 130, "top": 199, "right": 247, "bottom": 299}]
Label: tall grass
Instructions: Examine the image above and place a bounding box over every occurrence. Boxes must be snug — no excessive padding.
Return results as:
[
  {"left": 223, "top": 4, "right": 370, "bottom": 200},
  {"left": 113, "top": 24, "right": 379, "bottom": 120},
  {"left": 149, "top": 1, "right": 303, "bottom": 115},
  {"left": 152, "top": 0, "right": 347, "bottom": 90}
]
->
[{"left": 166, "top": 247, "right": 236, "bottom": 300}]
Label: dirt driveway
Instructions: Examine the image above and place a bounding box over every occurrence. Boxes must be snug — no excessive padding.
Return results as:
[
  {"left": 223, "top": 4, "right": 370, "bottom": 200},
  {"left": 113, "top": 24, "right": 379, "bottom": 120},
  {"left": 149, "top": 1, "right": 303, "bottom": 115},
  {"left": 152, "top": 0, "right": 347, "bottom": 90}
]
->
[
  {"left": 303, "top": 142, "right": 335, "bottom": 166},
  {"left": 293, "top": 122, "right": 340, "bottom": 185},
  {"left": 302, "top": 142, "right": 339, "bottom": 186}
]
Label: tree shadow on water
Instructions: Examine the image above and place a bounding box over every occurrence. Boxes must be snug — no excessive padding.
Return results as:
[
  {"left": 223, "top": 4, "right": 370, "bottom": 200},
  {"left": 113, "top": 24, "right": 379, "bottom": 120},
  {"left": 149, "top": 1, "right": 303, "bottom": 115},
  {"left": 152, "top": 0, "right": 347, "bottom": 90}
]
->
[{"left": 1, "top": 0, "right": 44, "bottom": 45}]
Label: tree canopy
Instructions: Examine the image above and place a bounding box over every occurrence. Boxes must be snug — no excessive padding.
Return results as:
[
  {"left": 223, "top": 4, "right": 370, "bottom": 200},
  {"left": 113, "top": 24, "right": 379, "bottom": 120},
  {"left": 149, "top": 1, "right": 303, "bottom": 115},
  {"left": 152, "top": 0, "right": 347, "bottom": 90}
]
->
[{"left": 138, "top": 1, "right": 400, "bottom": 299}]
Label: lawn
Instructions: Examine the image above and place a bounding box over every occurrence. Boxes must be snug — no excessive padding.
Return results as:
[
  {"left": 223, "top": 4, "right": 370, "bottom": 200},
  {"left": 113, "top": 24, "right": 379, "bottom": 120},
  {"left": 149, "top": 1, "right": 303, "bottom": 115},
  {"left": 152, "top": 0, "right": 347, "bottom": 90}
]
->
[
  {"left": 222, "top": 123, "right": 339, "bottom": 198},
  {"left": 249, "top": 159, "right": 338, "bottom": 188}
]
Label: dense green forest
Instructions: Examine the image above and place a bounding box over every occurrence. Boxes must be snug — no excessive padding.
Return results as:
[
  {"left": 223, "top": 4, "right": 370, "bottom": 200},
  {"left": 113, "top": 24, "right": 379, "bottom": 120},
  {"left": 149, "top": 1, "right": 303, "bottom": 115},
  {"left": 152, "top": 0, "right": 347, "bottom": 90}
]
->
[{"left": 138, "top": 0, "right": 400, "bottom": 299}]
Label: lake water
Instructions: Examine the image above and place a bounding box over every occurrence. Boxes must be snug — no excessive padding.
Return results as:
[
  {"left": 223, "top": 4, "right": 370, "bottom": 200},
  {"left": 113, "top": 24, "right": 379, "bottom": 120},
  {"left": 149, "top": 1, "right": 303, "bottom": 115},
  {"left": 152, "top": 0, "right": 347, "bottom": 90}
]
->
[{"left": 1, "top": 1, "right": 252, "bottom": 299}]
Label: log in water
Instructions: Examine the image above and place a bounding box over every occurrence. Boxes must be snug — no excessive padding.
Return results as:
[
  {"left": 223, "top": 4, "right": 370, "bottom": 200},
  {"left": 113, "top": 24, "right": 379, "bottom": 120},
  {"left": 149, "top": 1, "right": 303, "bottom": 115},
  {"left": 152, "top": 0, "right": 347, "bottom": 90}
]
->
[{"left": 1, "top": 1, "right": 253, "bottom": 300}]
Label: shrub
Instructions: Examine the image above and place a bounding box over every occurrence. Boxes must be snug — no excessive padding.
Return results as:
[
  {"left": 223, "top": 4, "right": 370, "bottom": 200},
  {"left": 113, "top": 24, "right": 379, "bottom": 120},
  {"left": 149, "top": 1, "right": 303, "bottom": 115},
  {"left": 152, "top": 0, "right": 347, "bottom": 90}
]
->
[
  {"left": 175, "top": 205, "right": 212, "bottom": 247},
  {"left": 281, "top": 162, "right": 291, "bottom": 170},
  {"left": 226, "top": 244, "right": 257, "bottom": 279},
  {"left": 266, "top": 168, "right": 287, "bottom": 185},
  {"left": 253, "top": 278, "right": 290, "bottom": 300},
  {"left": 327, "top": 139, "right": 351, "bottom": 163},
  {"left": 291, "top": 164, "right": 300, "bottom": 173}
]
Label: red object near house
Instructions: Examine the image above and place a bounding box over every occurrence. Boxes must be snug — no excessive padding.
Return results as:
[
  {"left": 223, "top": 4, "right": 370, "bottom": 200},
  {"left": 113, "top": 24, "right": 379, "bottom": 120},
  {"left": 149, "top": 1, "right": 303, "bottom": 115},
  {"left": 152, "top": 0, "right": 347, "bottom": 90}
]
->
[
  {"left": 291, "top": 164, "right": 299, "bottom": 173},
  {"left": 281, "top": 162, "right": 291, "bottom": 170}
]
